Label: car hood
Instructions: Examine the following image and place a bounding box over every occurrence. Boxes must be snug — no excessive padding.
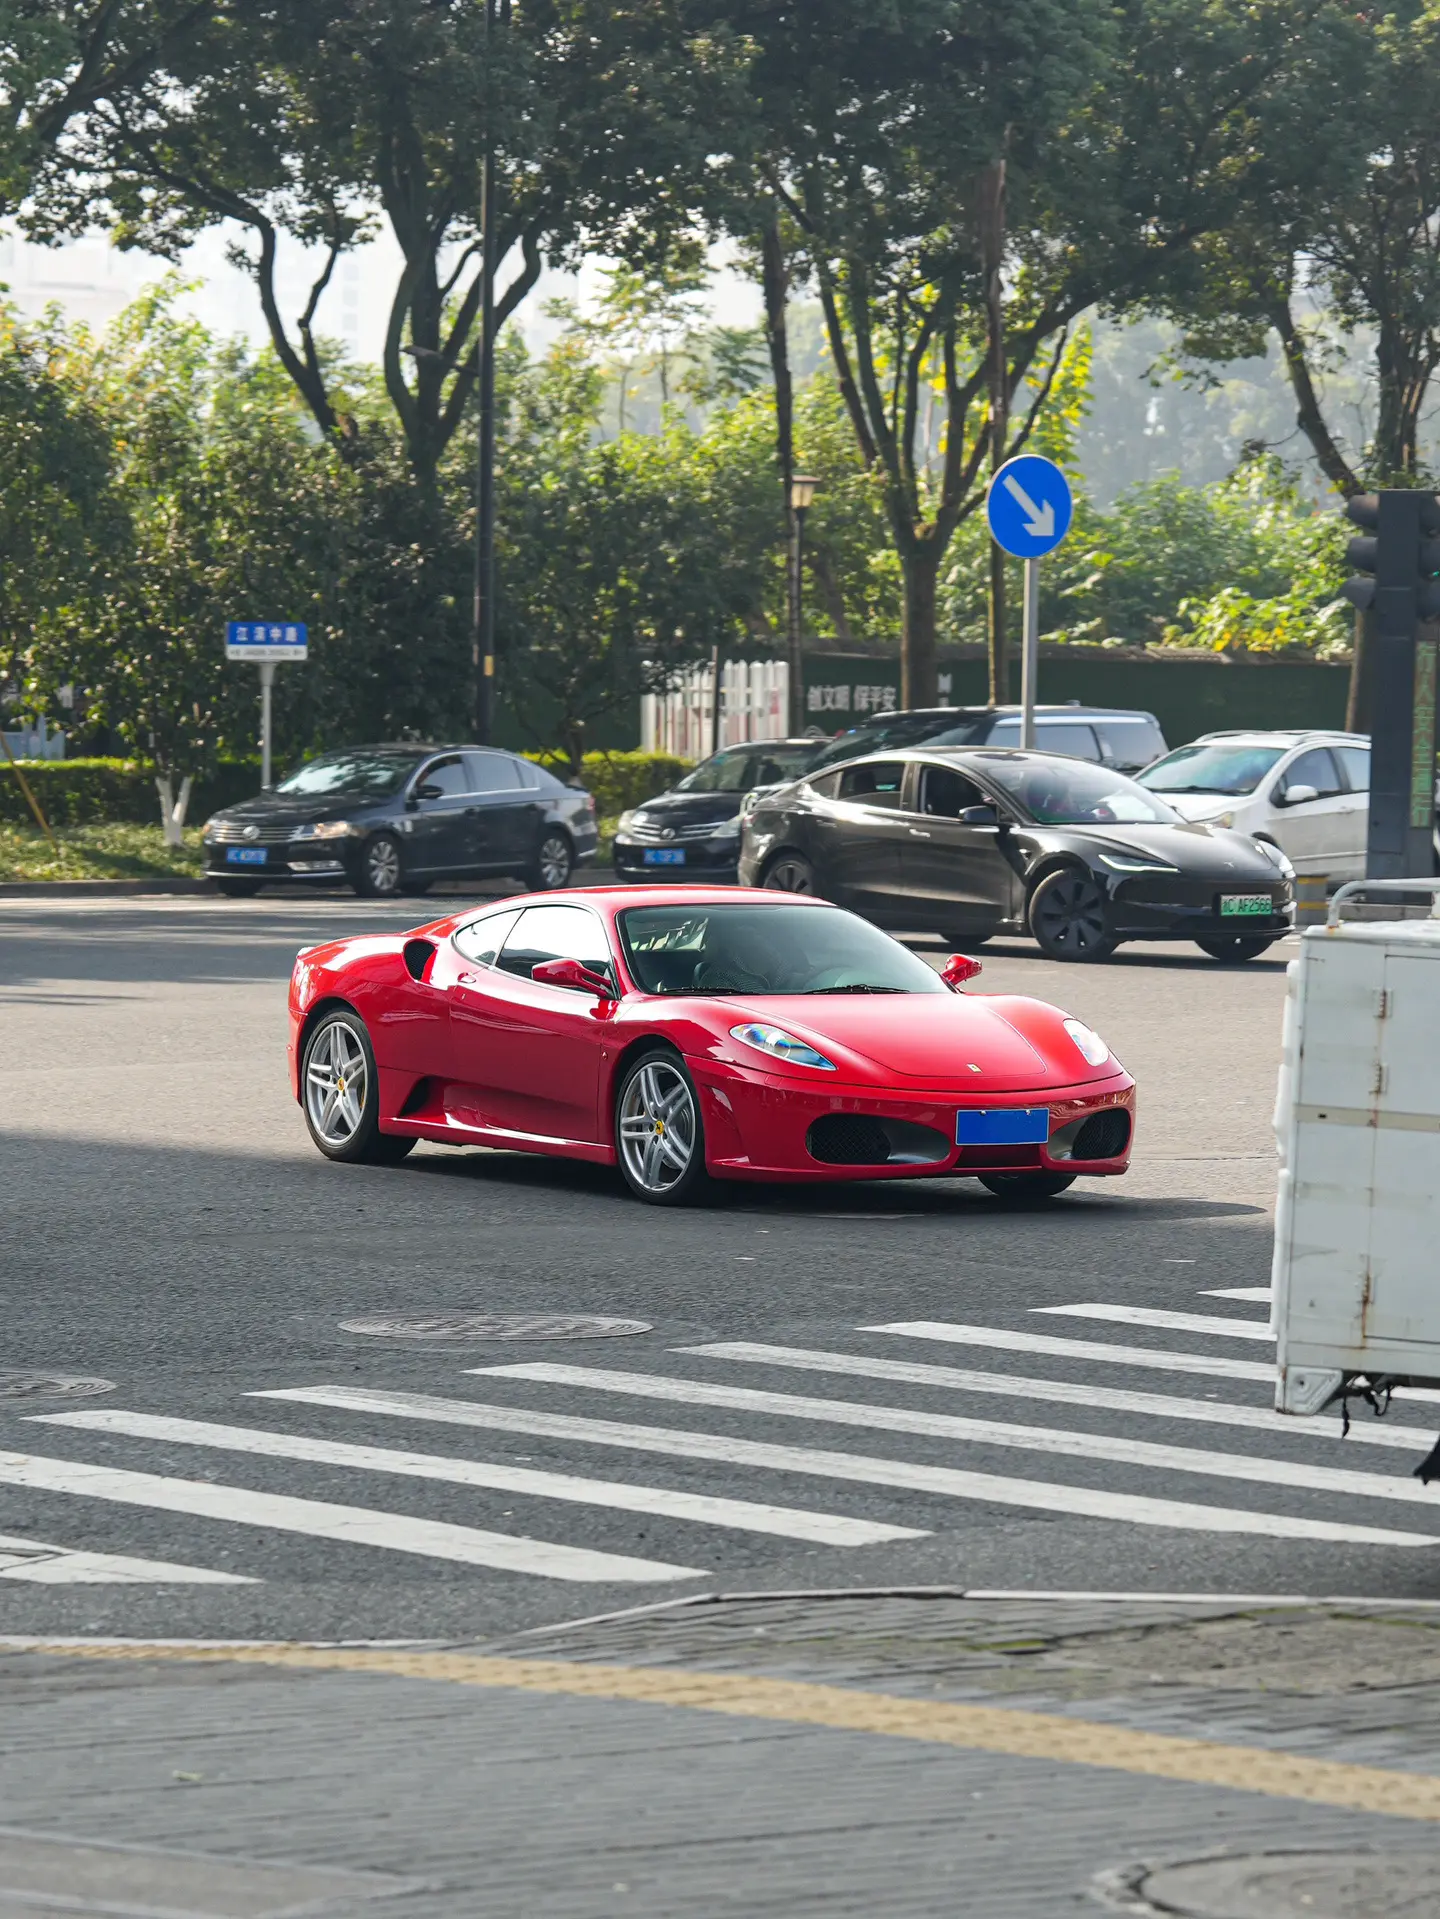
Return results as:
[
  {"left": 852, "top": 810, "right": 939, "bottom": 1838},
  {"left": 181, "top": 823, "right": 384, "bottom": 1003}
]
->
[
  {"left": 1151, "top": 793, "right": 1251, "bottom": 823},
  {"left": 211, "top": 792, "right": 389, "bottom": 825},
  {"left": 717, "top": 992, "right": 1107, "bottom": 1090},
  {"left": 1058, "top": 820, "right": 1279, "bottom": 878},
  {"left": 632, "top": 792, "right": 746, "bottom": 827}
]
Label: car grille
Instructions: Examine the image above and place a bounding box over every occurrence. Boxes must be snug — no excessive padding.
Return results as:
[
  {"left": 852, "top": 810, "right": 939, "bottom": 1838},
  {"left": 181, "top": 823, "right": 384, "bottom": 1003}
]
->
[
  {"left": 625, "top": 817, "right": 734, "bottom": 845},
  {"left": 207, "top": 820, "right": 296, "bottom": 845},
  {"left": 1071, "top": 1108, "right": 1131, "bottom": 1159},
  {"left": 806, "top": 1115, "right": 951, "bottom": 1167}
]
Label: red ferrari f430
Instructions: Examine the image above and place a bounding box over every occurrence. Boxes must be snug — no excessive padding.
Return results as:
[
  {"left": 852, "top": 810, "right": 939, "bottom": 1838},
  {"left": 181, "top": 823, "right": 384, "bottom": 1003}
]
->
[{"left": 288, "top": 887, "right": 1134, "bottom": 1204}]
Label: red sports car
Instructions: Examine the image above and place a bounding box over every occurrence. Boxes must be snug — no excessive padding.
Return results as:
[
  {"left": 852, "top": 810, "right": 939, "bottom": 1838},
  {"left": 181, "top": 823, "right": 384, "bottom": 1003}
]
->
[{"left": 287, "top": 886, "right": 1135, "bottom": 1205}]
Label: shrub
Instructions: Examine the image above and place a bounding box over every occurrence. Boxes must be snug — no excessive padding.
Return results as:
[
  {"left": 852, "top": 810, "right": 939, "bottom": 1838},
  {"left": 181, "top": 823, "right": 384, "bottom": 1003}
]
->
[
  {"left": 526, "top": 750, "right": 691, "bottom": 816},
  {"left": 0, "top": 757, "right": 261, "bottom": 826}
]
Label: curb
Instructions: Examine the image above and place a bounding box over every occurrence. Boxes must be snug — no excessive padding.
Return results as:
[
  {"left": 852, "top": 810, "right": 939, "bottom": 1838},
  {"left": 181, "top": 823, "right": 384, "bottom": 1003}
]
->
[{"left": 0, "top": 877, "right": 213, "bottom": 897}]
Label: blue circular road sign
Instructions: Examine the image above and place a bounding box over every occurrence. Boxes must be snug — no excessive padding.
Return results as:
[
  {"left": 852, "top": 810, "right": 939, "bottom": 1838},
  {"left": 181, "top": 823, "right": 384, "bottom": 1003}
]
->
[{"left": 985, "top": 455, "right": 1073, "bottom": 559}]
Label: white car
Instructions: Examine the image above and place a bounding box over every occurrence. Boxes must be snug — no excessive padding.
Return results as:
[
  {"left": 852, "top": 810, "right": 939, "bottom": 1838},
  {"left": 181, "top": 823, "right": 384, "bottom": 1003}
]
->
[{"left": 1136, "top": 729, "right": 1370, "bottom": 880}]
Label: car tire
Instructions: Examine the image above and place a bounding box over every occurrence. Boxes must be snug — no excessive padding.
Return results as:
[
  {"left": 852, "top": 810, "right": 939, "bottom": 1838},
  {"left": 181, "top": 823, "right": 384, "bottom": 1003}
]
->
[
  {"left": 977, "top": 1172, "right": 1076, "bottom": 1202},
  {"left": 214, "top": 878, "right": 262, "bottom": 898},
  {"left": 943, "top": 930, "right": 993, "bottom": 949},
  {"left": 1028, "top": 867, "right": 1117, "bottom": 962},
  {"left": 356, "top": 831, "right": 404, "bottom": 899},
  {"left": 1195, "top": 935, "right": 1276, "bottom": 962},
  {"left": 301, "top": 1008, "right": 416, "bottom": 1165},
  {"left": 761, "top": 851, "right": 817, "bottom": 894},
  {"left": 527, "top": 828, "right": 573, "bottom": 891},
  {"left": 614, "top": 1047, "right": 725, "bottom": 1206}
]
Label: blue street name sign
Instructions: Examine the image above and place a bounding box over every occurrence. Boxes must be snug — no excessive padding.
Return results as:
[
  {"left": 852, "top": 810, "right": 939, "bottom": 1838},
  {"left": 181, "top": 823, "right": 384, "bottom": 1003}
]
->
[
  {"left": 225, "top": 620, "right": 308, "bottom": 662},
  {"left": 985, "top": 455, "right": 1073, "bottom": 560}
]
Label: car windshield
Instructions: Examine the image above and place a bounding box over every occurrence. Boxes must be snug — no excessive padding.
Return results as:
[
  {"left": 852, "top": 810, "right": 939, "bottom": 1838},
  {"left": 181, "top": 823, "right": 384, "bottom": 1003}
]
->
[
  {"left": 1136, "top": 742, "right": 1287, "bottom": 796},
  {"left": 674, "top": 744, "right": 820, "bottom": 794},
  {"left": 617, "top": 903, "right": 948, "bottom": 996},
  {"left": 977, "top": 754, "right": 1178, "bottom": 826},
  {"left": 275, "top": 750, "right": 426, "bottom": 798}
]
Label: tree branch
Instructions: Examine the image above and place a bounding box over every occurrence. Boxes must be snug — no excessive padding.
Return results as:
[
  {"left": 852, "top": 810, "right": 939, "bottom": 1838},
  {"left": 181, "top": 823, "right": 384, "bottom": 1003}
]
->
[{"left": 1270, "top": 296, "right": 1361, "bottom": 494}]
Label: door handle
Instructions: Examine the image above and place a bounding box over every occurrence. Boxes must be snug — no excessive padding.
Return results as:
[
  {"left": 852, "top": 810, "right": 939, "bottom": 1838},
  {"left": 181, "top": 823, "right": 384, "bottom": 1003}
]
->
[{"left": 908, "top": 827, "right": 932, "bottom": 838}]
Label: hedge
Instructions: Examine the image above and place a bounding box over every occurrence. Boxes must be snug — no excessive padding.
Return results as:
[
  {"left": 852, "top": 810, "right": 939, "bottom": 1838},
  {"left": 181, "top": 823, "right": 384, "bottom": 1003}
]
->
[{"left": 0, "top": 750, "right": 694, "bottom": 827}]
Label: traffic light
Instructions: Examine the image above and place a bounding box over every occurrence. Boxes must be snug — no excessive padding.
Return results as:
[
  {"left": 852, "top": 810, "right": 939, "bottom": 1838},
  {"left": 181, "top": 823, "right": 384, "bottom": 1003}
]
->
[{"left": 1339, "top": 490, "right": 1440, "bottom": 879}]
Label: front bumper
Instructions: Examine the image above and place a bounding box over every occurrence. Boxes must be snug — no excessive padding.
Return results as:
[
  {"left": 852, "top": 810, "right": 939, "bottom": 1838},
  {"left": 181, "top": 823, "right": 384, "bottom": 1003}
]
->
[
  {"left": 1103, "top": 873, "right": 1292, "bottom": 941},
  {"left": 205, "top": 840, "right": 355, "bottom": 883},
  {"left": 688, "top": 1055, "right": 1135, "bottom": 1182},
  {"left": 614, "top": 836, "right": 740, "bottom": 882}
]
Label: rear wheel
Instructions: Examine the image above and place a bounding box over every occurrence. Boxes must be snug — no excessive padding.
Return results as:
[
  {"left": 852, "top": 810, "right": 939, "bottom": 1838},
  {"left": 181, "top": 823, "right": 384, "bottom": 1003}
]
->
[
  {"left": 977, "top": 1172, "right": 1076, "bottom": 1202},
  {"left": 527, "top": 828, "right": 573, "bottom": 891},
  {"left": 301, "top": 1008, "right": 416, "bottom": 1164},
  {"left": 214, "top": 878, "right": 262, "bottom": 898},
  {"left": 1028, "top": 867, "right": 1116, "bottom": 962},
  {"left": 761, "top": 851, "right": 816, "bottom": 894},
  {"left": 356, "top": 831, "right": 403, "bottom": 899},
  {"left": 1195, "top": 935, "right": 1275, "bottom": 962},
  {"left": 615, "top": 1048, "right": 723, "bottom": 1206}
]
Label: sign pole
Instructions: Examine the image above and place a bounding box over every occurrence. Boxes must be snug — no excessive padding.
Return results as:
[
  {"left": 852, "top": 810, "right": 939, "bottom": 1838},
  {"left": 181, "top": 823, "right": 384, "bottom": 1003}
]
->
[
  {"left": 1020, "top": 556, "right": 1040, "bottom": 749},
  {"left": 259, "top": 660, "right": 276, "bottom": 791}
]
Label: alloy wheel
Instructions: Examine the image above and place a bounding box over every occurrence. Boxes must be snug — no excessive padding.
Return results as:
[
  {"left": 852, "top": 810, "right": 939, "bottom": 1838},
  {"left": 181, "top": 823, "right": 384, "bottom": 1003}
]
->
[
  {"left": 763, "top": 855, "right": 814, "bottom": 894},
  {"left": 1031, "top": 869, "right": 1112, "bottom": 960},
  {"left": 364, "top": 835, "right": 401, "bottom": 896},
  {"left": 305, "top": 1020, "right": 368, "bottom": 1148},
  {"left": 537, "top": 832, "right": 572, "bottom": 889},
  {"left": 618, "top": 1060, "right": 697, "bottom": 1195}
]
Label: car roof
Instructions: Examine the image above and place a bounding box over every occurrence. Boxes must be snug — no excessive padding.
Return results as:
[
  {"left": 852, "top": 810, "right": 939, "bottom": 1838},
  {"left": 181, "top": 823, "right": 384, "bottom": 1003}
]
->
[
  {"left": 1189, "top": 729, "right": 1367, "bottom": 746},
  {"left": 822, "top": 744, "right": 1123, "bottom": 770},
  {"left": 442, "top": 886, "right": 830, "bottom": 927}
]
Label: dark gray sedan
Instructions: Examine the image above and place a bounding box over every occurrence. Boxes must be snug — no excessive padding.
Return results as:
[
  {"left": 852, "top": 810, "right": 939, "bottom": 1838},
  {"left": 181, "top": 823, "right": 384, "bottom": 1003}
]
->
[
  {"left": 202, "top": 744, "right": 598, "bottom": 899},
  {"left": 737, "top": 746, "right": 1294, "bottom": 961}
]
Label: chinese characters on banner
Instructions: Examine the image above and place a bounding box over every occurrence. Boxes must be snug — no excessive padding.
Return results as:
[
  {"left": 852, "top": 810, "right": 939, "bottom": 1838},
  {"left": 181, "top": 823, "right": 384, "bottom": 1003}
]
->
[{"left": 806, "top": 682, "right": 899, "bottom": 716}]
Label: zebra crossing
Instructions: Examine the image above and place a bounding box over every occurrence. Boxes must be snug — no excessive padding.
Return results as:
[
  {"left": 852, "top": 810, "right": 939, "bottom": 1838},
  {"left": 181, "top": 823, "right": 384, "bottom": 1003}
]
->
[{"left": 9, "top": 1283, "right": 1440, "bottom": 1593}]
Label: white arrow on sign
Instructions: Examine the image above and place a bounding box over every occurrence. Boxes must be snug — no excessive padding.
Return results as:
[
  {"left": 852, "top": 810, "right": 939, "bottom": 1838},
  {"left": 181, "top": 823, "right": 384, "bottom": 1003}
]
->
[{"left": 1002, "top": 472, "right": 1055, "bottom": 539}]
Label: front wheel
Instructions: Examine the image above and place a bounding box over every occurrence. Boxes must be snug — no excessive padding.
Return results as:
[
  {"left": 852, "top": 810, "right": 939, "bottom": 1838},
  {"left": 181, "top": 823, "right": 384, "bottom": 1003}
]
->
[
  {"left": 356, "top": 831, "right": 404, "bottom": 899},
  {"left": 1195, "top": 935, "right": 1275, "bottom": 962},
  {"left": 527, "top": 829, "right": 573, "bottom": 891},
  {"left": 761, "top": 850, "right": 816, "bottom": 894},
  {"left": 977, "top": 1172, "right": 1076, "bottom": 1203},
  {"left": 615, "top": 1048, "right": 722, "bottom": 1206},
  {"left": 301, "top": 1008, "right": 416, "bottom": 1165},
  {"left": 1028, "top": 867, "right": 1117, "bottom": 962}
]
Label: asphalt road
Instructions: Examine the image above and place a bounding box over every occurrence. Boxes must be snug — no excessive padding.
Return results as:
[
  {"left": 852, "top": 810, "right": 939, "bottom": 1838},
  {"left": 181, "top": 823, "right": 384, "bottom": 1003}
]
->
[{"left": 4, "top": 891, "right": 1437, "bottom": 1643}]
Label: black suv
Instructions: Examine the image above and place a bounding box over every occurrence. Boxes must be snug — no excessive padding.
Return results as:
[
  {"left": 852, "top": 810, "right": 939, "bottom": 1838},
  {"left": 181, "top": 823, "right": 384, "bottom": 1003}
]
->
[
  {"left": 808, "top": 704, "right": 1168, "bottom": 776},
  {"left": 202, "top": 744, "right": 598, "bottom": 899}
]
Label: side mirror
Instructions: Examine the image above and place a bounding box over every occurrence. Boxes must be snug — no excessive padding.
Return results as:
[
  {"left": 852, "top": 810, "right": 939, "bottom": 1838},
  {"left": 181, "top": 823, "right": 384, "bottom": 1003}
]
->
[
  {"left": 531, "top": 956, "right": 614, "bottom": 997},
  {"left": 412, "top": 781, "right": 444, "bottom": 802},
  {"left": 958, "top": 803, "right": 1001, "bottom": 827},
  {"left": 942, "top": 953, "right": 983, "bottom": 988},
  {"left": 1279, "top": 782, "right": 1319, "bottom": 808}
]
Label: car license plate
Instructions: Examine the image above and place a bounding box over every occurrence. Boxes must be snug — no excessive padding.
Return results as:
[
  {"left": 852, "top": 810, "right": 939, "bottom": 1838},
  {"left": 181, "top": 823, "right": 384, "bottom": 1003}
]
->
[
  {"left": 1219, "top": 893, "right": 1271, "bottom": 917},
  {"left": 643, "top": 848, "right": 686, "bottom": 865},
  {"left": 225, "top": 847, "right": 268, "bottom": 865},
  {"left": 956, "top": 1107, "right": 1049, "bottom": 1146}
]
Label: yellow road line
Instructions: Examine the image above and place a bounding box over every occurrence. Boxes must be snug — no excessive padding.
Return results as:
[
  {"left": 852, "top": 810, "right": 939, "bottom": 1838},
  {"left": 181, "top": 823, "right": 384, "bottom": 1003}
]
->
[{"left": 20, "top": 1639, "right": 1440, "bottom": 1823}]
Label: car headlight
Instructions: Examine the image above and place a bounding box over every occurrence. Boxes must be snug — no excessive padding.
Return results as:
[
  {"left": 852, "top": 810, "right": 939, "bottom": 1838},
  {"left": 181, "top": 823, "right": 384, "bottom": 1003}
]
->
[
  {"left": 1098, "top": 854, "right": 1180, "bottom": 874},
  {"left": 730, "top": 1023, "right": 837, "bottom": 1071},
  {"left": 293, "top": 820, "right": 356, "bottom": 840},
  {"left": 617, "top": 810, "right": 636, "bottom": 835},
  {"left": 200, "top": 816, "right": 218, "bottom": 838},
  {"left": 1063, "top": 1018, "right": 1111, "bottom": 1067},
  {"left": 1254, "top": 837, "right": 1294, "bottom": 878}
]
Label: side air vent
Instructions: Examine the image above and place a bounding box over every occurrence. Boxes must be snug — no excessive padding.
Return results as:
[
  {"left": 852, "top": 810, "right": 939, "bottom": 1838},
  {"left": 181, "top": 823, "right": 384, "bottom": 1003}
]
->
[
  {"left": 806, "top": 1114, "right": 950, "bottom": 1167},
  {"left": 402, "top": 938, "right": 437, "bottom": 983},
  {"left": 1063, "top": 1108, "right": 1131, "bottom": 1161}
]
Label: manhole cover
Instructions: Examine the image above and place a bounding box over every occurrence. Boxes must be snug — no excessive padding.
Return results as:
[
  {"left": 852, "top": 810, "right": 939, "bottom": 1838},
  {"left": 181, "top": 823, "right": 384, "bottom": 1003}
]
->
[
  {"left": 1132, "top": 1851, "right": 1440, "bottom": 1918},
  {"left": 0, "top": 1372, "right": 114, "bottom": 1400},
  {"left": 338, "top": 1313, "right": 652, "bottom": 1341}
]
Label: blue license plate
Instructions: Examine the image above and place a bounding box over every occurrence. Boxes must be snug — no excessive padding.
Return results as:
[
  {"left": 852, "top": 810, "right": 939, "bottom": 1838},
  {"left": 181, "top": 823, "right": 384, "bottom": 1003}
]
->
[
  {"left": 225, "top": 847, "right": 268, "bottom": 865},
  {"left": 956, "top": 1107, "right": 1050, "bottom": 1146},
  {"left": 643, "top": 848, "right": 686, "bottom": 866}
]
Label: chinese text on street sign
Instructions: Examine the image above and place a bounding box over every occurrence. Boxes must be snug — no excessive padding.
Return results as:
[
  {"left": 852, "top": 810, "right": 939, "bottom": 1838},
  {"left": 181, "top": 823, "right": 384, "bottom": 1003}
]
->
[{"left": 225, "top": 621, "right": 308, "bottom": 662}]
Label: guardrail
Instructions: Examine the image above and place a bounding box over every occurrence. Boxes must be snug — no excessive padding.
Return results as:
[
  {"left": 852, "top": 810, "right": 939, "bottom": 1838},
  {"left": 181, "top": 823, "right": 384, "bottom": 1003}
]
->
[{"left": 1326, "top": 877, "right": 1440, "bottom": 926}]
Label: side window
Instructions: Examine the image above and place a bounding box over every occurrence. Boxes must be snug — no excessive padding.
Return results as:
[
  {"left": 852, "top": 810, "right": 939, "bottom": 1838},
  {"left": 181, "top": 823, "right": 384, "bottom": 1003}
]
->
[
  {"left": 1093, "top": 718, "right": 1166, "bottom": 767},
  {"left": 467, "top": 752, "right": 523, "bottom": 793},
  {"left": 807, "top": 771, "right": 841, "bottom": 800},
  {"left": 920, "top": 765, "right": 986, "bottom": 818},
  {"left": 1277, "top": 747, "right": 1343, "bottom": 802},
  {"left": 498, "top": 904, "right": 616, "bottom": 988},
  {"left": 1336, "top": 744, "right": 1370, "bottom": 793},
  {"left": 417, "top": 756, "right": 468, "bottom": 798},
  {"left": 515, "top": 757, "right": 541, "bottom": 790},
  {"left": 1034, "top": 721, "right": 1100, "bottom": 759},
  {"left": 453, "top": 907, "right": 523, "bottom": 966},
  {"left": 836, "top": 760, "right": 906, "bottom": 807}
]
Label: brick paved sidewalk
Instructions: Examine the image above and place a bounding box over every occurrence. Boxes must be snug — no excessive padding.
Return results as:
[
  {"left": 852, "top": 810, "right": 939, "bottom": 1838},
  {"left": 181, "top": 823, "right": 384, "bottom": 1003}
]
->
[{"left": 5, "top": 1595, "right": 1440, "bottom": 1917}]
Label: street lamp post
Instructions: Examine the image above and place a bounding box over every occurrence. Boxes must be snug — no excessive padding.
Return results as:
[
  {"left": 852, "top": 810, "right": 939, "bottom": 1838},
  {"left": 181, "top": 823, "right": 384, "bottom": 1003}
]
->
[
  {"left": 473, "top": 0, "right": 499, "bottom": 745},
  {"left": 787, "top": 474, "right": 820, "bottom": 735}
]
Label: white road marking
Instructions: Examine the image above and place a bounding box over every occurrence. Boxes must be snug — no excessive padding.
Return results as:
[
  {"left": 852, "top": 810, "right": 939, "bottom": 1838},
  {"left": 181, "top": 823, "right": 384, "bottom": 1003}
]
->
[
  {"left": 1033, "top": 1304, "right": 1273, "bottom": 1341},
  {"left": 251, "top": 1386, "right": 1437, "bottom": 1547},
  {"left": 1201, "top": 1288, "right": 1272, "bottom": 1302},
  {"left": 677, "top": 1342, "right": 1433, "bottom": 1452},
  {"left": 0, "top": 1530, "right": 252, "bottom": 1585},
  {"left": 469, "top": 1362, "right": 1440, "bottom": 1512},
  {"left": 0, "top": 1451, "right": 697, "bottom": 1584},
  {"left": 866, "top": 1320, "right": 1273, "bottom": 1381},
  {"left": 35, "top": 1411, "right": 918, "bottom": 1549}
]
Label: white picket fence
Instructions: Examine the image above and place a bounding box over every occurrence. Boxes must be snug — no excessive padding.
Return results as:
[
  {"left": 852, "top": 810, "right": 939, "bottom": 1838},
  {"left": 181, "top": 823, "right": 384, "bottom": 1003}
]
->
[{"left": 641, "top": 660, "right": 790, "bottom": 757}]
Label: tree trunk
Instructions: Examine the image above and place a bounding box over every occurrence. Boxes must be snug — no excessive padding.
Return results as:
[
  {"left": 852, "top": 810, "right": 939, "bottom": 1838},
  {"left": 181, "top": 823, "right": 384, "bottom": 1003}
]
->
[
  {"left": 1346, "top": 608, "right": 1374, "bottom": 733},
  {"left": 154, "top": 773, "right": 193, "bottom": 848},
  {"left": 902, "top": 549, "right": 940, "bottom": 708}
]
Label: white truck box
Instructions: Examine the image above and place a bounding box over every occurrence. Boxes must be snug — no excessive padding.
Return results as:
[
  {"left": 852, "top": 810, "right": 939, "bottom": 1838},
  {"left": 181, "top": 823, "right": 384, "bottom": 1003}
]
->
[{"left": 1273, "top": 908, "right": 1440, "bottom": 1415}]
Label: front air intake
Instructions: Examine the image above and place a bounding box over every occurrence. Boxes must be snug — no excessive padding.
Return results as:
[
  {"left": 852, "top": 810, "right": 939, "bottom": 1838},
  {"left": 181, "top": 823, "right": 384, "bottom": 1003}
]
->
[
  {"left": 806, "top": 1114, "right": 951, "bottom": 1167},
  {"left": 1070, "top": 1108, "right": 1131, "bottom": 1160}
]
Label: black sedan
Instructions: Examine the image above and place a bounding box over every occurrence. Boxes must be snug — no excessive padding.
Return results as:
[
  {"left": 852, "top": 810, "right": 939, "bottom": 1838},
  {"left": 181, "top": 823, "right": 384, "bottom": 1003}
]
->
[
  {"left": 737, "top": 746, "right": 1294, "bottom": 961},
  {"left": 612, "top": 738, "right": 826, "bottom": 883},
  {"left": 202, "top": 744, "right": 598, "bottom": 899}
]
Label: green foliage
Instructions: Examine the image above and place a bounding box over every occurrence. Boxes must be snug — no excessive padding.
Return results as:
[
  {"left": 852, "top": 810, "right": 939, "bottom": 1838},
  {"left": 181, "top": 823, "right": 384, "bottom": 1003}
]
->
[
  {"left": 525, "top": 751, "right": 691, "bottom": 816},
  {"left": 0, "top": 821, "right": 204, "bottom": 884},
  {"left": 0, "top": 757, "right": 259, "bottom": 826}
]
